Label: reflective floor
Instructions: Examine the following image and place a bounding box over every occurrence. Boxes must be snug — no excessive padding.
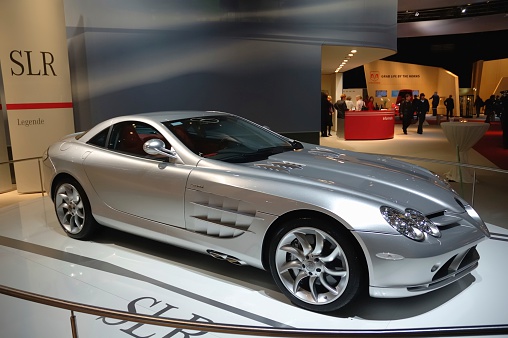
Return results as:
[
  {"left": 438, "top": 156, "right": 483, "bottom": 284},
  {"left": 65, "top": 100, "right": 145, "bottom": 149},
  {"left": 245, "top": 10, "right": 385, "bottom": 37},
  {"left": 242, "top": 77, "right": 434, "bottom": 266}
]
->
[
  {"left": 2, "top": 121, "right": 508, "bottom": 337},
  {"left": 1, "top": 195, "right": 507, "bottom": 338}
]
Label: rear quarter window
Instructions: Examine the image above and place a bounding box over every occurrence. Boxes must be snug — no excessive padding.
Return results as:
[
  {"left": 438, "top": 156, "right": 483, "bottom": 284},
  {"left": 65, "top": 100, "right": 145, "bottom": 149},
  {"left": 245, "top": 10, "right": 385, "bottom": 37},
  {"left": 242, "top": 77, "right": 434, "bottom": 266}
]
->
[{"left": 87, "top": 128, "right": 110, "bottom": 148}]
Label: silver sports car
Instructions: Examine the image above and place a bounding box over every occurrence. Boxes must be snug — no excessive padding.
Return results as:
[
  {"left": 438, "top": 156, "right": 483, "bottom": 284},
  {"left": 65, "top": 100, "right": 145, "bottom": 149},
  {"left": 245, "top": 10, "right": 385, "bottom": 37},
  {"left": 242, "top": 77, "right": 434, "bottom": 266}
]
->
[{"left": 43, "top": 111, "right": 490, "bottom": 313}]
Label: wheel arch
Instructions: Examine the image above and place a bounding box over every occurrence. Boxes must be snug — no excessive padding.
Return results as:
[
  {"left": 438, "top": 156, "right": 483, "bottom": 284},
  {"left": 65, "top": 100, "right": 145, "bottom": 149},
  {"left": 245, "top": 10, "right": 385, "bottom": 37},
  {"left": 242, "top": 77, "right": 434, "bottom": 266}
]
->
[
  {"left": 50, "top": 172, "right": 82, "bottom": 201},
  {"left": 260, "top": 209, "right": 368, "bottom": 283}
]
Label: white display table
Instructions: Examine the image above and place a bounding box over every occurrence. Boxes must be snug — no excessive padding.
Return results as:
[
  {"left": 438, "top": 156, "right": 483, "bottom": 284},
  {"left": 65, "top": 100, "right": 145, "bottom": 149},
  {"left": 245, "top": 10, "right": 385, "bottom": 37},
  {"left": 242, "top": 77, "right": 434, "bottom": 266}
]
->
[{"left": 440, "top": 121, "right": 490, "bottom": 183}]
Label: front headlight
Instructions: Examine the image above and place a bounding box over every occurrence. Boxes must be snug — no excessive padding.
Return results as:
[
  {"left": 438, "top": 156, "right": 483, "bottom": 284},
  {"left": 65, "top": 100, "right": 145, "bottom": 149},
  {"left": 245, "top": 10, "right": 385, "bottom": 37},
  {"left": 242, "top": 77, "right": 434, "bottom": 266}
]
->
[{"left": 380, "top": 206, "right": 441, "bottom": 241}]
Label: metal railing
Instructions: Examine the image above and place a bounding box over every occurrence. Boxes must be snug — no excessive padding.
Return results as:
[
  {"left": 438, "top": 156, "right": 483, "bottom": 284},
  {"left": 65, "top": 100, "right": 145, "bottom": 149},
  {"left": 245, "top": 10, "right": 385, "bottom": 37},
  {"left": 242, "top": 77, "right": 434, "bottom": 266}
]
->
[
  {"left": 1, "top": 285, "right": 508, "bottom": 337},
  {"left": 0, "top": 156, "right": 45, "bottom": 196},
  {"left": 375, "top": 153, "right": 508, "bottom": 205},
  {"left": 1, "top": 155, "right": 508, "bottom": 337}
]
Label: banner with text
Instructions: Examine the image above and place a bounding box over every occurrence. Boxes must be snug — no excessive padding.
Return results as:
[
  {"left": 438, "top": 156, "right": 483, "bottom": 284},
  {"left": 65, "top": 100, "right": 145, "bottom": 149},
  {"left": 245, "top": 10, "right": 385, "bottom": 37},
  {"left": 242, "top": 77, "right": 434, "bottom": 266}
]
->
[{"left": 0, "top": 0, "right": 75, "bottom": 193}]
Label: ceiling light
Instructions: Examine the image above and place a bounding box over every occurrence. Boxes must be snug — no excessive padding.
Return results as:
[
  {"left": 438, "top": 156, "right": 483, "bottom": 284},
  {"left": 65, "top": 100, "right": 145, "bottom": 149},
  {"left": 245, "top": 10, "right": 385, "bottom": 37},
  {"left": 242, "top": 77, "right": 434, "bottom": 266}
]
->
[
  {"left": 350, "top": 50, "right": 357, "bottom": 53},
  {"left": 348, "top": 53, "right": 353, "bottom": 57},
  {"left": 461, "top": 8, "right": 467, "bottom": 13},
  {"left": 415, "top": 11, "right": 419, "bottom": 16}
]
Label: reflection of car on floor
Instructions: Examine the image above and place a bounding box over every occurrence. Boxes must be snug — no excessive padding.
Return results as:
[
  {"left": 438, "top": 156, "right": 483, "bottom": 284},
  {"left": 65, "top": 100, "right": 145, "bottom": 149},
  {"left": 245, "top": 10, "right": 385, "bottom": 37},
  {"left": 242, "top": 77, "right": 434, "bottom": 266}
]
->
[{"left": 43, "top": 111, "right": 490, "bottom": 313}]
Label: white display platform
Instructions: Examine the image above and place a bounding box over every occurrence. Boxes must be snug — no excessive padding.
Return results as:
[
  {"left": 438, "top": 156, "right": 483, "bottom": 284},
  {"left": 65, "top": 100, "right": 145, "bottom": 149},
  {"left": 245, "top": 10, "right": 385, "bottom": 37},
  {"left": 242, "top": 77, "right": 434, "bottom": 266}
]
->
[{"left": 1, "top": 196, "right": 507, "bottom": 337}]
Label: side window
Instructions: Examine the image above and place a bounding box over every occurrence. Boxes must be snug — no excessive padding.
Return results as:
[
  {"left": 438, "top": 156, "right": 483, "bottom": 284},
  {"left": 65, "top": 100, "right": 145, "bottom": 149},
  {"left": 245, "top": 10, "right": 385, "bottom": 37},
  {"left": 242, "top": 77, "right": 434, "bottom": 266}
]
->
[
  {"left": 108, "top": 121, "right": 170, "bottom": 159},
  {"left": 87, "top": 127, "right": 110, "bottom": 148}
]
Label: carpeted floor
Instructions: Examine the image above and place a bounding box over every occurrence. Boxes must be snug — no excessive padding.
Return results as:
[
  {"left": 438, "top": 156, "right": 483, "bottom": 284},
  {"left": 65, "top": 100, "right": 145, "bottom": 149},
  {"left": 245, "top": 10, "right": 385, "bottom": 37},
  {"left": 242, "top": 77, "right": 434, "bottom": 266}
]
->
[
  {"left": 395, "top": 115, "right": 507, "bottom": 170},
  {"left": 472, "top": 122, "right": 508, "bottom": 170}
]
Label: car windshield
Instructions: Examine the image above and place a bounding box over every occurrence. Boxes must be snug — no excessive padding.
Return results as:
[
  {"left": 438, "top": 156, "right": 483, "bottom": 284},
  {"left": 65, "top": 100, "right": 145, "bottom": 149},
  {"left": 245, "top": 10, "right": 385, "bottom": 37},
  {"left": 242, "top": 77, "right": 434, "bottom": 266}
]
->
[{"left": 162, "top": 115, "right": 301, "bottom": 163}]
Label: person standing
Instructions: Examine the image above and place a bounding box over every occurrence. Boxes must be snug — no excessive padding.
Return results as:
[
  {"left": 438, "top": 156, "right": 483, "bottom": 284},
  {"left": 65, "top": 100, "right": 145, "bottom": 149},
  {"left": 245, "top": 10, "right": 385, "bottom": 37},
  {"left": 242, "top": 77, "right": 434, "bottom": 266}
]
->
[
  {"left": 400, "top": 93, "right": 413, "bottom": 134},
  {"left": 411, "top": 94, "right": 419, "bottom": 123},
  {"left": 334, "top": 94, "right": 347, "bottom": 119},
  {"left": 474, "top": 96, "right": 484, "bottom": 118},
  {"left": 334, "top": 94, "right": 347, "bottom": 139},
  {"left": 444, "top": 95, "right": 455, "bottom": 120},
  {"left": 484, "top": 95, "right": 495, "bottom": 123},
  {"left": 431, "top": 92, "right": 440, "bottom": 116},
  {"left": 327, "top": 95, "right": 334, "bottom": 136},
  {"left": 320, "top": 92, "right": 332, "bottom": 137},
  {"left": 345, "top": 96, "right": 355, "bottom": 111},
  {"left": 355, "top": 95, "right": 365, "bottom": 111},
  {"left": 416, "top": 93, "right": 430, "bottom": 134},
  {"left": 494, "top": 95, "right": 501, "bottom": 118},
  {"left": 366, "top": 96, "right": 375, "bottom": 110},
  {"left": 501, "top": 90, "right": 508, "bottom": 148}
]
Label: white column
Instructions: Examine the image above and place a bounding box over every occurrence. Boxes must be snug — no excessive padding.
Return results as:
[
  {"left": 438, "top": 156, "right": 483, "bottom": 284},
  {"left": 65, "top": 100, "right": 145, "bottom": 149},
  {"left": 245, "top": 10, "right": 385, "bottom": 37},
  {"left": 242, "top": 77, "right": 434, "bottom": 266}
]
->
[
  {"left": 0, "top": 0, "right": 75, "bottom": 193},
  {"left": 0, "top": 82, "right": 13, "bottom": 193},
  {"left": 334, "top": 73, "right": 344, "bottom": 101}
]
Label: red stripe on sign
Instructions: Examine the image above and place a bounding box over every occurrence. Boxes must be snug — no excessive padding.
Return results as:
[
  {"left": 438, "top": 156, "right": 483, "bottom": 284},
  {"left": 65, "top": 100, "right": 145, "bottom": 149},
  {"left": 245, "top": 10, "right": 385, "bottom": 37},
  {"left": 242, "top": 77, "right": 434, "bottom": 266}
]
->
[{"left": 5, "top": 102, "right": 73, "bottom": 110}]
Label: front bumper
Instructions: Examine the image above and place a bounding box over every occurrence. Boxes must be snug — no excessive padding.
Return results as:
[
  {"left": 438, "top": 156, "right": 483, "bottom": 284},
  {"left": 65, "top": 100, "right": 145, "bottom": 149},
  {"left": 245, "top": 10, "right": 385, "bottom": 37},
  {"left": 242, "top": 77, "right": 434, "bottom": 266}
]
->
[
  {"left": 369, "top": 245, "right": 480, "bottom": 298},
  {"left": 354, "top": 226, "right": 487, "bottom": 298}
]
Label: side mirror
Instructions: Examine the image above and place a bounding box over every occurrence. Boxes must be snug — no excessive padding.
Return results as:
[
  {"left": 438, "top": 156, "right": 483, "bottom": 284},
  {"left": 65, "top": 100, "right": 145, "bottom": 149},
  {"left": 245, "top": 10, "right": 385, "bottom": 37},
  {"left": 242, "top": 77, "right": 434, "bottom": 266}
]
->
[{"left": 143, "top": 138, "right": 178, "bottom": 159}]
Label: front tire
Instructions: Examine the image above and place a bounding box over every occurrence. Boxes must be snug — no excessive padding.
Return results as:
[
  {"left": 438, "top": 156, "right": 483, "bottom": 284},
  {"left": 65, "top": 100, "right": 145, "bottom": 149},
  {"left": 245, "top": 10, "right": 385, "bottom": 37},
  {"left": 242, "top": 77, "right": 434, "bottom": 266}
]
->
[
  {"left": 54, "top": 178, "right": 98, "bottom": 240},
  {"left": 268, "top": 217, "right": 364, "bottom": 312}
]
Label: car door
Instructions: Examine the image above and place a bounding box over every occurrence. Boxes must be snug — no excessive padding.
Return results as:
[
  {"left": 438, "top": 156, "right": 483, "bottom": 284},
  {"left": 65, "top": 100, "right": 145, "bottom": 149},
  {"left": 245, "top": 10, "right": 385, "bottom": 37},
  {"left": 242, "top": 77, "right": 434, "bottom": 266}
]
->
[{"left": 82, "top": 120, "right": 192, "bottom": 228}]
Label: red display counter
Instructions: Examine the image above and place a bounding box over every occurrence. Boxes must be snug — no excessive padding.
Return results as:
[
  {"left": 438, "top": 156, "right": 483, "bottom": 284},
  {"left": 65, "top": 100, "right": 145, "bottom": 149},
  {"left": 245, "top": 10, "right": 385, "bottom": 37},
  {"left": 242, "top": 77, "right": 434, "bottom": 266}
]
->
[{"left": 344, "top": 110, "right": 395, "bottom": 140}]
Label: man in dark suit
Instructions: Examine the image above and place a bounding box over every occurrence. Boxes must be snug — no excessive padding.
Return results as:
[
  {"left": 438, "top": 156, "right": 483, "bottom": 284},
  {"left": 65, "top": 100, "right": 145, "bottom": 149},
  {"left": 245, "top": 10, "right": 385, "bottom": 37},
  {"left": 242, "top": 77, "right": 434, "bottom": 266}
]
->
[
  {"left": 430, "top": 92, "right": 440, "bottom": 116},
  {"left": 444, "top": 95, "right": 455, "bottom": 120},
  {"left": 501, "top": 90, "right": 508, "bottom": 148},
  {"left": 400, "top": 93, "right": 413, "bottom": 134},
  {"left": 484, "top": 95, "right": 495, "bottom": 123},
  {"left": 416, "top": 93, "right": 430, "bottom": 134}
]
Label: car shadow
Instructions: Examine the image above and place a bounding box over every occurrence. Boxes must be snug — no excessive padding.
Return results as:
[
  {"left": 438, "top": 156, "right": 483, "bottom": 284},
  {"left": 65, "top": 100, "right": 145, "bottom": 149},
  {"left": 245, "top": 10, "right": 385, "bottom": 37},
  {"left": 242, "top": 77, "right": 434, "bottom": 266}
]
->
[{"left": 94, "top": 226, "right": 475, "bottom": 321}]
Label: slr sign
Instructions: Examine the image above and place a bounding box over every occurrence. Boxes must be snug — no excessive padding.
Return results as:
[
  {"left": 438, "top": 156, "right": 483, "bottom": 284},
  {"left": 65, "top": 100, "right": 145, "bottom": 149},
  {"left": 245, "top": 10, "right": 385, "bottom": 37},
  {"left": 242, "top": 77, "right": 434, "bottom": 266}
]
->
[
  {"left": 0, "top": 0, "right": 75, "bottom": 193},
  {"left": 10, "top": 50, "right": 57, "bottom": 76}
]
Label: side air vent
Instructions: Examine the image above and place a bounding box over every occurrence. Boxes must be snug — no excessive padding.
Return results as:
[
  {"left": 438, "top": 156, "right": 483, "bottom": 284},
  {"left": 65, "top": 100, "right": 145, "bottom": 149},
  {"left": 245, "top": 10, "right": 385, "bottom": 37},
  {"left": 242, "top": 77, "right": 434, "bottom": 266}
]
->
[
  {"left": 207, "top": 250, "right": 247, "bottom": 266},
  {"left": 254, "top": 161, "right": 304, "bottom": 173}
]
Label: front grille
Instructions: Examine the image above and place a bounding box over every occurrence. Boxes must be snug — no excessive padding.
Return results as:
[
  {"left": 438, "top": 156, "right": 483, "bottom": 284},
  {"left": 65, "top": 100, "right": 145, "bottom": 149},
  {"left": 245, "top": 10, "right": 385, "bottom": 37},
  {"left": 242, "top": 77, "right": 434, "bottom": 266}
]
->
[
  {"left": 432, "top": 246, "right": 480, "bottom": 282},
  {"left": 407, "top": 246, "right": 480, "bottom": 293}
]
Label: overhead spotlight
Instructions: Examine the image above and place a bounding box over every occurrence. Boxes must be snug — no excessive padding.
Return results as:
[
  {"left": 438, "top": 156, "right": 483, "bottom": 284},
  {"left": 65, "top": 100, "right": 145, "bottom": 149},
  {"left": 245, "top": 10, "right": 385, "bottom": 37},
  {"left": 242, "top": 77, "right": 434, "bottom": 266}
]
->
[
  {"left": 415, "top": 11, "right": 419, "bottom": 17},
  {"left": 461, "top": 7, "right": 466, "bottom": 13},
  {"left": 350, "top": 50, "right": 357, "bottom": 53},
  {"left": 348, "top": 53, "right": 353, "bottom": 57}
]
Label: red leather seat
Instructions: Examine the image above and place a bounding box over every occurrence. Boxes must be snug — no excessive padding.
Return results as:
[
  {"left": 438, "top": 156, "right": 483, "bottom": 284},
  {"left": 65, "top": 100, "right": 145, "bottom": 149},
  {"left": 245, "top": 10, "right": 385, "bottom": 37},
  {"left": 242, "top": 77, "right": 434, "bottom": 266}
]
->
[
  {"left": 118, "top": 124, "right": 145, "bottom": 155},
  {"left": 171, "top": 126, "right": 196, "bottom": 152}
]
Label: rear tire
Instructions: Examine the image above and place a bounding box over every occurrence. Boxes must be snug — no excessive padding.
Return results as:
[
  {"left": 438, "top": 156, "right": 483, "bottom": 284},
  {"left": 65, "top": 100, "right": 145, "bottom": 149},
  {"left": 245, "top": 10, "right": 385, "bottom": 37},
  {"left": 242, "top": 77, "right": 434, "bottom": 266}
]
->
[
  {"left": 53, "top": 177, "right": 98, "bottom": 240},
  {"left": 268, "top": 217, "right": 364, "bottom": 313}
]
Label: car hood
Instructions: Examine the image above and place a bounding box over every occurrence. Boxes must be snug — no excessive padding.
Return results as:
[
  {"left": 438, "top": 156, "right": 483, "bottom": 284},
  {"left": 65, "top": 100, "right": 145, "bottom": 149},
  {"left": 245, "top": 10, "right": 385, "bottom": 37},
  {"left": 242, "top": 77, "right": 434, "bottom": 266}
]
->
[{"left": 247, "top": 146, "right": 461, "bottom": 214}]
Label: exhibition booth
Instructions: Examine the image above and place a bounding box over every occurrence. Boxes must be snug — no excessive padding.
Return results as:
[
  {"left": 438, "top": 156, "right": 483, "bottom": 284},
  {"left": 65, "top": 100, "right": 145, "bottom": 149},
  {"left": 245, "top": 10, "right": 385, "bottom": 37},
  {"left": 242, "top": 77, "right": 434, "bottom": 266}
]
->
[
  {"left": 363, "top": 60, "right": 459, "bottom": 117},
  {"left": 344, "top": 110, "right": 395, "bottom": 140},
  {"left": 323, "top": 57, "right": 508, "bottom": 131},
  {"left": 1, "top": 0, "right": 508, "bottom": 336}
]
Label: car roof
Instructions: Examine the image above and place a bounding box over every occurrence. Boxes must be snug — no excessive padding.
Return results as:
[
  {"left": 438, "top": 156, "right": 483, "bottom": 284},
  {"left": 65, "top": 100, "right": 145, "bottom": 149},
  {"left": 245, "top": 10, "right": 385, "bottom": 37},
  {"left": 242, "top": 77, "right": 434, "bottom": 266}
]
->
[
  {"left": 77, "top": 111, "right": 232, "bottom": 143},
  {"left": 131, "top": 110, "right": 230, "bottom": 123}
]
